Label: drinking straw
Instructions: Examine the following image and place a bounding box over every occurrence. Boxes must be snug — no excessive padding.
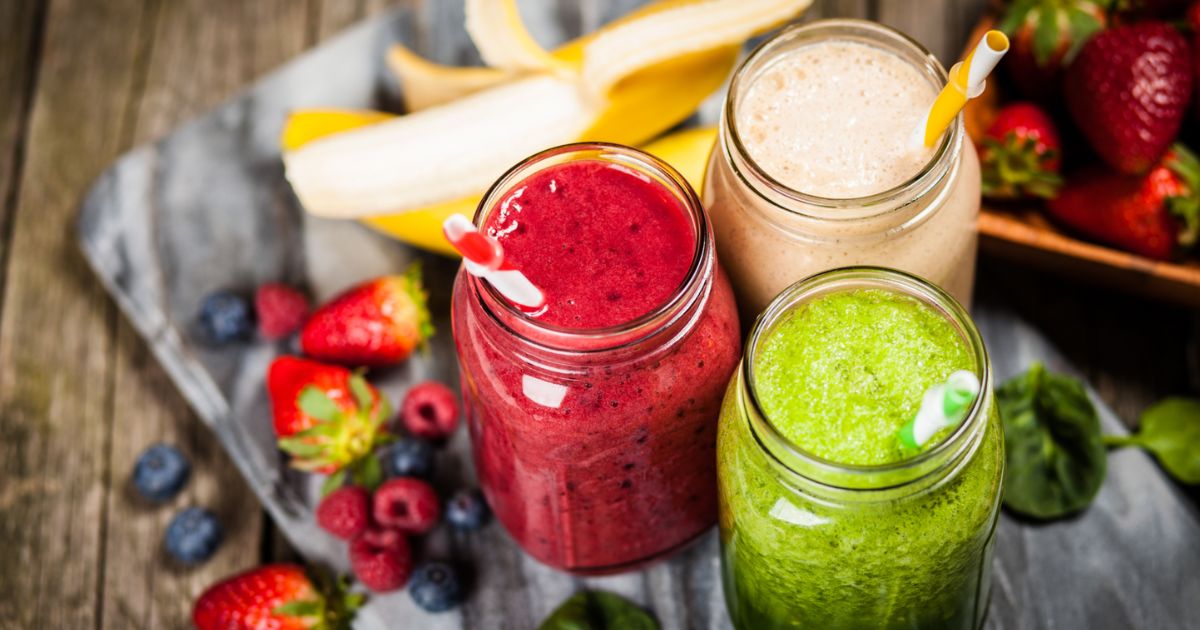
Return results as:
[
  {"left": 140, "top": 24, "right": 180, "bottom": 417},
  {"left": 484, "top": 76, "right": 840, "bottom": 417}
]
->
[
  {"left": 897, "top": 370, "right": 981, "bottom": 451},
  {"left": 443, "top": 214, "right": 546, "bottom": 309},
  {"left": 914, "top": 30, "right": 1009, "bottom": 148}
]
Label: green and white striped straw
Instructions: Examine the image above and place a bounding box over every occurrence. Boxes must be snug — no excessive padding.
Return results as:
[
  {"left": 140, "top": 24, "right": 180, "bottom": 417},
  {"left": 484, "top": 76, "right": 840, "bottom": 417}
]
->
[{"left": 897, "top": 370, "right": 980, "bottom": 451}]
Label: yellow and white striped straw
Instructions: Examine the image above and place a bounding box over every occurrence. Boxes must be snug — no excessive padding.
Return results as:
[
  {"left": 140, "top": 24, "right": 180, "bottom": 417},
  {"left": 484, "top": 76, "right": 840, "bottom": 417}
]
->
[{"left": 915, "top": 30, "right": 1009, "bottom": 148}]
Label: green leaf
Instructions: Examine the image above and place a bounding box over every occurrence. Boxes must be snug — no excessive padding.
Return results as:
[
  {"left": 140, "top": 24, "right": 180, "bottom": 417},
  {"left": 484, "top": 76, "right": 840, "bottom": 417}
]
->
[
  {"left": 320, "top": 469, "right": 348, "bottom": 497},
  {"left": 1063, "top": 8, "right": 1102, "bottom": 64},
  {"left": 996, "top": 362, "right": 1107, "bottom": 520},
  {"left": 351, "top": 454, "right": 384, "bottom": 492},
  {"left": 1032, "top": 5, "right": 1060, "bottom": 66},
  {"left": 273, "top": 599, "right": 322, "bottom": 618},
  {"left": 278, "top": 437, "right": 324, "bottom": 458},
  {"left": 349, "top": 373, "right": 374, "bottom": 412},
  {"left": 298, "top": 386, "right": 341, "bottom": 422},
  {"left": 538, "top": 591, "right": 658, "bottom": 630},
  {"left": 997, "top": 0, "right": 1036, "bottom": 35},
  {"left": 1114, "top": 398, "right": 1200, "bottom": 484}
]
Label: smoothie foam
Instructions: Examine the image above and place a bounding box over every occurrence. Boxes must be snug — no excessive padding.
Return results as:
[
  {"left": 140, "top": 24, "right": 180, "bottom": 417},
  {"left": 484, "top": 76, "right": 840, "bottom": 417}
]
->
[
  {"left": 486, "top": 160, "right": 696, "bottom": 328},
  {"left": 753, "top": 288, "right": 972, "bottom": 465},
  {"left": 738, "top": 41, "right": 935, "bottom": 198},
  {"left": 455, "top": 151, "right": 741, "bottom": 573},
  {"left": 705, "top": 21, "right": 982, "bottom": 315},
  {"left": 717, "top": 284, "right": 1002, "bottom": 629}
]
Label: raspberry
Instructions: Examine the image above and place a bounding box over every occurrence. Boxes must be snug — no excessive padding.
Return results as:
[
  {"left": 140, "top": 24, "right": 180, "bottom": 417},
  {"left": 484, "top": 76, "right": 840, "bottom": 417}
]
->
[
  {"left": 399, "top": 381, "right": 459, "bottom": 442},
  {"left": 373, "top": 478, "right": 440, "bottom": 535},
  {"left": 315, "top": 485, "right": 370, "bottom": 540},
  {"left": 349, "top": 527, "right": 412, "bottom": 592},
  {"left": 255, "top": 283, "right": 310, "bottom": 340}
]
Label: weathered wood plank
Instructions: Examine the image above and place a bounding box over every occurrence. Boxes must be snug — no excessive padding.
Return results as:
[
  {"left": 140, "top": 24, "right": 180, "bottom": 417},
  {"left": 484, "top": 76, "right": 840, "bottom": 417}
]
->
[
  {"left": 97, "top": 0, "right": 335, "bottom": 626},
  {"left": 875, "top": 0, "right": 990, "bottom": 63},
  {"left": 0, "top": 1, "right": 44, "bottom": 299},
  {"left": 977, "top": 261, "right": 1194, "bottom": 427},
  {"left": 0, "top": 0, "right": 151, "bottom": 627},
  {"left": 314, "top": 0, "right": 413, "bottom": 43}
]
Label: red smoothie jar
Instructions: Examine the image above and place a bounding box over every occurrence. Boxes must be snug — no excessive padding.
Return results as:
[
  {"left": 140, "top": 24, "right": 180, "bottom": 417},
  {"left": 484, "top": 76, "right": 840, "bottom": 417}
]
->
[{"left": 451, "top": 143, "right": 741, "bottom": 574}]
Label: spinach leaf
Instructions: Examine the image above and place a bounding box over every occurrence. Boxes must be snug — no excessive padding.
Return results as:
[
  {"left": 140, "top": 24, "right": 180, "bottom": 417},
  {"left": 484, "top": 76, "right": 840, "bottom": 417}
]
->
[
  {"left": 538, "top": 591, "right": 658, "bottom": 630},
  {"left": 996, "top": 362, "right": 1107, "bottom": 520},
  {"left": 1106, "top": 398, "right": 1200, "bottom": 484}
]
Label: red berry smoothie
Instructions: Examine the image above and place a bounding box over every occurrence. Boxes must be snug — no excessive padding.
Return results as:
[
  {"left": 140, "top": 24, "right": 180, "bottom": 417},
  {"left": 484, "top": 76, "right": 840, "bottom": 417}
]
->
[{"left": 451, "top": 144, "right": 741, "bottom": 574}]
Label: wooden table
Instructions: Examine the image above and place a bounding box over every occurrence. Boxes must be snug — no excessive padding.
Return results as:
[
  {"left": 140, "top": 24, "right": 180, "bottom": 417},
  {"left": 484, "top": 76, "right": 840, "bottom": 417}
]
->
[{"left": 0, "top": 0, "right": 1195, "bottom": 627}]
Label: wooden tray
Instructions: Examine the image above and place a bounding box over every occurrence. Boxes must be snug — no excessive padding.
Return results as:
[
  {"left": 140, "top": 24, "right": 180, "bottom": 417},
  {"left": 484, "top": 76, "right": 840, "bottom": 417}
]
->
[{"left": 965, "top": 18, "right": 1200, "bottom": 308}]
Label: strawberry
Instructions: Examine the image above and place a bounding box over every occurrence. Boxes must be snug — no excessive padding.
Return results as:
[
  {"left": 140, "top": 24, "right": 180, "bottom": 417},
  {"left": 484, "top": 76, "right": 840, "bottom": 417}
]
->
[
  {"left": 1065, "top": 22, "right": 1193, "bottom": 174},
  {"left": 1047, "top": 143, "right": 1200, "bottom": 259},
  {"left": 267, "top": 356, "right": 390, "bottom": 491},
  {"left": 300, "top": 264, "right": 433, "bottom": 368},
  {"left": 1118, "top": 0, "right": 1191, "bottom": 16},
  {"left": 998, "top": 0, "right": 1109, "bottom": 102},
  {"left": 1188, "top": 2, "right": 1200, "bottom": 117},
  {"left": 193, "top": 563, "right": 361, "bottom": 630},
  {"left": 980, "top": 102, "right": 1064, "bottom": 199}
]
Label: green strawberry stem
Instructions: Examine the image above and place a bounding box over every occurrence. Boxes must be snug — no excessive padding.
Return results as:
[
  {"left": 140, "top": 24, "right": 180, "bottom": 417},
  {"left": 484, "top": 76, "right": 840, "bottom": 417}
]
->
[
  {"left": 403, "top": 261, "right": 436, "bottom": 346},
  {"left": 981, "top": 135, "right": 1063, "bottom": 199},
  {"left": 272, "top": 568, "right": 363, "bottom": 630},
  {"left": 1165, "top": 143, "right": 1200, "bottom": 248},
  {"left": 279, "top": 373, "right": 393, "bottom": 486}
]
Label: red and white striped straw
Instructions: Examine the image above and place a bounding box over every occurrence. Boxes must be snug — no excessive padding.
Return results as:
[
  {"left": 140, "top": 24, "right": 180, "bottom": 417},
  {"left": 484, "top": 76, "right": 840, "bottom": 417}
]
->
[{"left": 443, "top": 214, "right": 546, "bottom": 309}]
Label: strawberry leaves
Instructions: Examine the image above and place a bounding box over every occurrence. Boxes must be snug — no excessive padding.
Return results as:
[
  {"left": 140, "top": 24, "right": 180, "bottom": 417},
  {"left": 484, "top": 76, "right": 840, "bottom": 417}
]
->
[
  {"left": 999, "top": 0, "right": 1109, "bottom": 67},
  {"left": 277, "top": 371, "right": 393, "bottom": 492},
  {"left": 1164, "top": 143, "right": 1200, "bottom": 247}
]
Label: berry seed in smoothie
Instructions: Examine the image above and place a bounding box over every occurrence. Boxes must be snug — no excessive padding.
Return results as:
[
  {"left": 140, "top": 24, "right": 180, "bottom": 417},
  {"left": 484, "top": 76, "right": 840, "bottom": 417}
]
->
[
  {"left": 485, "top": 160, "right": 696, "bottom": 329},
  {"left": 453, "top": 146, "right": 741, "bottom": 574},
  {"left": 717, "top": 273, "right": 1002, "bottom": 629}
]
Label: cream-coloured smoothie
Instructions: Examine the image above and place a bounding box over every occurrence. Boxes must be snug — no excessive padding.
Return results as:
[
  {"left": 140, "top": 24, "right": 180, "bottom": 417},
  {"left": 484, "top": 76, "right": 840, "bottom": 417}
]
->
[
  {"left": 705, "top": 20, "right": 981, "bottom": 318},
  {"left": 738, "top": 41, "right": 935, "bottom": 198}
]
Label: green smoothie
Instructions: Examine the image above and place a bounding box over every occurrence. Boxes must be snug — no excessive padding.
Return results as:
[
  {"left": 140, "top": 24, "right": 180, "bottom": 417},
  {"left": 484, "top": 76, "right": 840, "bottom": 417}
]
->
[{"left": 717, "top": 280, "right": 1003, "bottom": 629}]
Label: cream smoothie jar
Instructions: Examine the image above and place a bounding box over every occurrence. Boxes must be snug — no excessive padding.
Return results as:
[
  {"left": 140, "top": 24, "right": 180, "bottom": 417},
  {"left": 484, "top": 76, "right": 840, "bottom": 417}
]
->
[{"left": 704, "top": 19, "right": 981, "bottom": 318}]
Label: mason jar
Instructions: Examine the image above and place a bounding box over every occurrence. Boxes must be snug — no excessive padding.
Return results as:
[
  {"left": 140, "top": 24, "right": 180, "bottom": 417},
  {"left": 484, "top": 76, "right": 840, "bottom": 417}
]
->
[
  {"left": 452, "top": 143, "right": 742, "bottom": 574},
  {"left": 704, "top": 19, "right": 981, "bottom": 320},
  {"left": 716, "top": 267, "right": 1003, "bottom": 629}
]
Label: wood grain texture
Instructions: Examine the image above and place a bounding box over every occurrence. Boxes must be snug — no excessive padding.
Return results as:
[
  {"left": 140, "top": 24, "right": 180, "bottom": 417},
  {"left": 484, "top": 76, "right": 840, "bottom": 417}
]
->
[
  {"left": 1, "top": 0, "right": 1198, "bottom": 628},
  {"left": 0, "top": 0, "right": 146, "bottom": 626},
  {"left": 0, "top": 1, "right": 44, "bottom": 296}
]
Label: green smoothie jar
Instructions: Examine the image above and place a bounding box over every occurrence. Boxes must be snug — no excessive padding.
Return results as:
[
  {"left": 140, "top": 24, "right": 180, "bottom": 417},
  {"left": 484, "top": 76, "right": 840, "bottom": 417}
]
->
[{"left": 716, "top": 267, "right": 1004, "bottom": 630}]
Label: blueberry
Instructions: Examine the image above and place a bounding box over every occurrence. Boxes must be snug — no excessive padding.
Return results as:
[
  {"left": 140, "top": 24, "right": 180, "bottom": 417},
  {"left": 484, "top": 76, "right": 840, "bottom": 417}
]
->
[
  {"left": 133, "top": 443, "right": 190, "bottom": 503},
  {"left": 445, "top": 489, "right": 490, "bottom": 531},
  {"left": 195, "top": 290, "right": 253, "bottom": 345},
  {"left": 165, "top": 507, "right": 222, "bottom": 565},
  {"left": 384, "top": 438, "right": 435, "bottom": 479},
  {"left": 408, "top": 562, "right": 462, "bottom": 612}
]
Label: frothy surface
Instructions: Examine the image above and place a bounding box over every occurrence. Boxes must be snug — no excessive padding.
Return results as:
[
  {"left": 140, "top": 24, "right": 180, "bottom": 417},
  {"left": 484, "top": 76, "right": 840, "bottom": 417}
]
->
[
  {"left": 753, "top": 288, "right": 972, "bottom": 466},
  {"left": 737, "top": 40, "right": 937, "bottom": 198},
  {"left": 484, "top": 160, "right": 696, "bottom": 329}
]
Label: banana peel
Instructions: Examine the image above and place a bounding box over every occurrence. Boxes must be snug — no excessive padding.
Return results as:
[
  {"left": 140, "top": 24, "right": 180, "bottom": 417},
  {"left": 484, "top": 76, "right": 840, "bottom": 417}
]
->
[
  {"left": 283, "top": 110, "right": 716, "bottom": 256},
  {"left": 283, "top": 0, "right": 809, "bottom": 252}
]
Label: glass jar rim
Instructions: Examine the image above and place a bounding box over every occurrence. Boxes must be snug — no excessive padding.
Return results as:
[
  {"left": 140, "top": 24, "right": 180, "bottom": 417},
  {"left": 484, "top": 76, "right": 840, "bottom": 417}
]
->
[
  {"left": 469, "top": 142, "right": 712, "bottom": 353},
  {"left": 741, "top": 266, "right": 991, "bottom": 490},
  {"left": 723, "top": 18, "right": 960, "bottom": 219}
]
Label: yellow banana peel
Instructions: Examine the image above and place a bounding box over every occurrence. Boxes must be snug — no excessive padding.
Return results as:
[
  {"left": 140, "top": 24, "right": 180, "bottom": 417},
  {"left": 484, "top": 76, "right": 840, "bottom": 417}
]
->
[
  {"left": 283, "top": 110, "right": 717, "bottom": 256},
  {"left": 386, "top": 45, "right": 511, "bottom": 111},
  {"left": 283, "top": 0, "right": 808, "bottom": 254}
]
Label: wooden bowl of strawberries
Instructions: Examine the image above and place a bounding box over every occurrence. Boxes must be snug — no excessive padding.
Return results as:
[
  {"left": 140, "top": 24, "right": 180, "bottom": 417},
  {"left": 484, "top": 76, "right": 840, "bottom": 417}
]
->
[{"left": 967, "top": 0, "right": 1200, "bottom": 307}]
